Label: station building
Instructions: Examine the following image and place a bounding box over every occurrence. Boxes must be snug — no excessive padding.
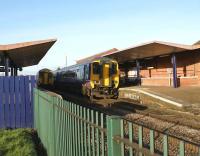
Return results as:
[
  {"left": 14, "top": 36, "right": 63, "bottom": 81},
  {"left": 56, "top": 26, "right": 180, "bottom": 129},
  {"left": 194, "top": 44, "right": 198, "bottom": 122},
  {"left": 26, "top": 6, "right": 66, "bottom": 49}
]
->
[{"left": 77, "top": 40, "right": 200, "bottom": 88}]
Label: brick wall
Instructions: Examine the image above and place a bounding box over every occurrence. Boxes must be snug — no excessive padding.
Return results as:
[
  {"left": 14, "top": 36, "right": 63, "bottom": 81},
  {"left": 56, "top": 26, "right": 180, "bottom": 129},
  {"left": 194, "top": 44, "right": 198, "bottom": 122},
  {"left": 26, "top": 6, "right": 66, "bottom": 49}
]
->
[
  {"left": 141, "top": 78, "right": 170, "bottom": 86},
  {"left": 139, "top": 50, "right": 200, "bottom": 87}
]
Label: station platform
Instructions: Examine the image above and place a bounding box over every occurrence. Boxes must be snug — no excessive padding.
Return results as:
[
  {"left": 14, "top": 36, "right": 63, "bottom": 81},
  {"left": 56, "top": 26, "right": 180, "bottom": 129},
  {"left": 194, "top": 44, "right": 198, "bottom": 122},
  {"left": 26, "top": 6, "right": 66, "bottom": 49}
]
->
[{"left": 119, "top": 86, "right": 200, "bottom": 108}]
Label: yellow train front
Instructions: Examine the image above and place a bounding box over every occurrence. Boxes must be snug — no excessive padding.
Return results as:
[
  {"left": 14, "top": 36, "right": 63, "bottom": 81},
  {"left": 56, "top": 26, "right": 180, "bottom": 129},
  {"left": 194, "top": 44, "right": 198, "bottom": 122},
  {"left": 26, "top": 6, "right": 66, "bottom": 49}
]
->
[
  {"left": 54, "top": 57, "right": 119, "bottom": 100},
  {"left": 86, "top": 58, "right": 119, "bottom": 99},
  {"left": 36, "top": 68, "right": 54, "bottom": 89}
]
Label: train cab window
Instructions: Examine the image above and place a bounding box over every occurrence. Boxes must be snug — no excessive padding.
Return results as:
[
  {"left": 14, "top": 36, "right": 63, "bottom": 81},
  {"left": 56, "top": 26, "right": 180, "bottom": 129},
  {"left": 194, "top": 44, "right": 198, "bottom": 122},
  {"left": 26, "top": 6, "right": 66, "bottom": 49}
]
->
[
  {"left": 111, "top": 63, "right": 117, "bottom": 75},
  {"left": 93, "top": 62, "right": 100, "bottom": 74}
]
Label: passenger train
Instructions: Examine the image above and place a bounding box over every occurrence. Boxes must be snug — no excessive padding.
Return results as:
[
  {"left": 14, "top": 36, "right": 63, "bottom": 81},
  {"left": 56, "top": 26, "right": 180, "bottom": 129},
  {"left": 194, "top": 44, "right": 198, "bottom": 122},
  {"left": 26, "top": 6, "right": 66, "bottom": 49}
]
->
[{"left": 37, "top": 57, "right": 119, "bottom": 100}]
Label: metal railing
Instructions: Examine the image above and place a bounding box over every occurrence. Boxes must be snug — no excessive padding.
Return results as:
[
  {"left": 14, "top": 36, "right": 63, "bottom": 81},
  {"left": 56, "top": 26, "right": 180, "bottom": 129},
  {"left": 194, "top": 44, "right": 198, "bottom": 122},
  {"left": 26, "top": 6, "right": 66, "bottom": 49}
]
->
[{"left": 34, "top": 89, "right": 200, "bottom": 156}]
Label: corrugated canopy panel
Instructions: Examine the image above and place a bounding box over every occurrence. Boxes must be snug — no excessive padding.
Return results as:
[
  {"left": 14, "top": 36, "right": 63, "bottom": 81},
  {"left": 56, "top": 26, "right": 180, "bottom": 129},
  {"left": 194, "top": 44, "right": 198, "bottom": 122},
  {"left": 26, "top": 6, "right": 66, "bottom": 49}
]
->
[{"left": 0, "top": 39, "right": 56, "bottom": 67}]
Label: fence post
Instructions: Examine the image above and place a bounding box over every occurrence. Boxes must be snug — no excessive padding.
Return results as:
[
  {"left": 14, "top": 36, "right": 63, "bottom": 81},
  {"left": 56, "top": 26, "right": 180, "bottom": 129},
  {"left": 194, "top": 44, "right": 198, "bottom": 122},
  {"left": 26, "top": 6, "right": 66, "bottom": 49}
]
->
[
  {"left": 33, "top": 88, "right": 38, "bottom": 129},
  {"left": 107, "top": 115, "right": 122, "bottom": 156},
  {"left": 163, "top": 135, "right": 168, "bottom": 156},
  {"left": 179, "top": 141, "right": 185, "bottom": 156},
  {"left": 150, "top": 129, "right": 155, "bottom": 154},
  {"left": 50, "top": 96, "right": 55, "bottom": 156}
]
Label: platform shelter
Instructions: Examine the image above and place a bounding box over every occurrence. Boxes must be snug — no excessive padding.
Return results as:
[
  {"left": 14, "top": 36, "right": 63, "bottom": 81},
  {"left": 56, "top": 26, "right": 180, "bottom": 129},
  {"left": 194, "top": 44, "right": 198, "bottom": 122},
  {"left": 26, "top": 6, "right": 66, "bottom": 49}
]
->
[{"left": 0, "top": 39, "right": 56, "bottom": 76}]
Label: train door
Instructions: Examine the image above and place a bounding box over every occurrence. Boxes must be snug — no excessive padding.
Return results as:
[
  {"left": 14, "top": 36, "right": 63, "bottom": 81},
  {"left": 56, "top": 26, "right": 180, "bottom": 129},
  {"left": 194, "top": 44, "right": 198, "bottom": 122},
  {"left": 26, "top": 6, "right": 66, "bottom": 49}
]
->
[{"left": 102, "top": 63, "right": 110, "bottom": 87}]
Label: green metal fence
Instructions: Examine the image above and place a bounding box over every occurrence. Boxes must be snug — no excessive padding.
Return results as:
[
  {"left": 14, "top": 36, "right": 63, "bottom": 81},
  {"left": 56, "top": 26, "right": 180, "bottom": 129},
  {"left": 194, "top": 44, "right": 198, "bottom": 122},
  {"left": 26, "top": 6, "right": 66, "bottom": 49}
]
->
[{"left": 34, "top": 89, "right": 200, "bottom": 156}]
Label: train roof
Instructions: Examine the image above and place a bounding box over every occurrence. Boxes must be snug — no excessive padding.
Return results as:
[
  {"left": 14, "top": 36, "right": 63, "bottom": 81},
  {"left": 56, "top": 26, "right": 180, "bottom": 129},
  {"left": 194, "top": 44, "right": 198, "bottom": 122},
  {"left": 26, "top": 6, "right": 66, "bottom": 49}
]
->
[
  {"left": 76, "top": 48, "right": 118, "bottom": 64},
  {"left": 54, "top": 57, "right": 117, "bottom": 73},
  {"left": 39, "top": 68, "right": 52, "bottom": 72}
]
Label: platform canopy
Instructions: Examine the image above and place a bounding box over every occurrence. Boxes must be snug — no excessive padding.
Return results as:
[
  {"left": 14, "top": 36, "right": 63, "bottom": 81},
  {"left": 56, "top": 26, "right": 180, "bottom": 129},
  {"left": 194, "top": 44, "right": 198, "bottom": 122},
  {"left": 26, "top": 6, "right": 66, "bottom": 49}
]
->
[
  {"left": 102, "top": 41, "right": 200, "bottom": 63},
  {"left": 0, "top": 39, "right": 57, "bottom": 67}
]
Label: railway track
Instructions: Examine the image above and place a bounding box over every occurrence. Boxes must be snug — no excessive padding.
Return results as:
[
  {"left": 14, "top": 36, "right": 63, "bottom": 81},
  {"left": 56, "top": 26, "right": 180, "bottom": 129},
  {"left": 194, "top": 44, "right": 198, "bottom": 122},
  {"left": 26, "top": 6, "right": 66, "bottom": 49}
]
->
[{"left": 47, "top": 88, "right": 200, "bottom": 146}]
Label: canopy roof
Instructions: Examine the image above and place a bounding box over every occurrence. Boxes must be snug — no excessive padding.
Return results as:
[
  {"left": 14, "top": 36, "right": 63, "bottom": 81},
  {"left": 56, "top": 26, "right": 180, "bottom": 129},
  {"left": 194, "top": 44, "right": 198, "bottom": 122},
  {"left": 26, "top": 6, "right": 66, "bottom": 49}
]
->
[
  {"left": 77, "top": 40, "right": 200, "bottom": 64},
  {"left": 104, "top": 41, "right": 200, "bottom": 63},
  {"left": 0, "top": 39, "right": 56, "bottom": 67}
]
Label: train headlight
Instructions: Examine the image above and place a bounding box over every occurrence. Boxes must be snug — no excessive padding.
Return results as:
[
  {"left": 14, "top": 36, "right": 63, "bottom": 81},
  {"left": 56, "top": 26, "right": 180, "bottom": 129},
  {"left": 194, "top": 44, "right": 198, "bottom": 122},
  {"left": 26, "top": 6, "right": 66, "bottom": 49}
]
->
[{"left": 94, "top": 80, "right": 100, "bottom": 84}]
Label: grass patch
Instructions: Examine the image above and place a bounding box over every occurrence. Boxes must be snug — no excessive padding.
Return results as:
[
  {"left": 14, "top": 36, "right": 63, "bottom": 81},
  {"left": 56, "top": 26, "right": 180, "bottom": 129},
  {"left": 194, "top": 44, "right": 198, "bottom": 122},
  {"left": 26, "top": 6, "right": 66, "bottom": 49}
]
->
[{"left": 0, "top": 128, "right": 46, "bottom": 156}]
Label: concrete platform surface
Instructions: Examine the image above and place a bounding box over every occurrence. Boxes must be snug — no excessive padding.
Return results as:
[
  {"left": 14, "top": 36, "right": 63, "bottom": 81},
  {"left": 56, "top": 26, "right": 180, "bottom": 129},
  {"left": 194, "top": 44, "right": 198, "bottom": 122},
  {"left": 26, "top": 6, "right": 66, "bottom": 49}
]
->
[{"left": 119, "top": 86, "right": 200, "bottom": 107}]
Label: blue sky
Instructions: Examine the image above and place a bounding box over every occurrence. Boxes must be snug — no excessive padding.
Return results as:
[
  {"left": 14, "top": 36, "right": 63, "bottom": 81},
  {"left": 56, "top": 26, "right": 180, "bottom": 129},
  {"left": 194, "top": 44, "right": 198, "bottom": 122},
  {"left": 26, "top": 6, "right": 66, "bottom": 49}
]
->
[{"left": 0, "top": 0, "right": 200, "bottom": 74}]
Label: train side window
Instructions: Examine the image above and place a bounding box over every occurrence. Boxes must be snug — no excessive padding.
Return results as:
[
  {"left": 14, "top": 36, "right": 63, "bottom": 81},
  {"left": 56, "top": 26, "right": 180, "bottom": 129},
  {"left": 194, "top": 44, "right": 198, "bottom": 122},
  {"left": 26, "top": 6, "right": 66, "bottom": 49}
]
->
[
  {"left": 79, "top": 67, "right": 84, "bottom": 80},
  {"left": 93, "top": 62, "right": 100, "bottom": 74},
  {"left": 62, "top": 71, "right": 76, "bottom": 79},
  {"left": 71, "top": 72, "right": 77, "bottom": 78},
  {"left": 84, "top": 64, "right": 89, "bottom": 80}
]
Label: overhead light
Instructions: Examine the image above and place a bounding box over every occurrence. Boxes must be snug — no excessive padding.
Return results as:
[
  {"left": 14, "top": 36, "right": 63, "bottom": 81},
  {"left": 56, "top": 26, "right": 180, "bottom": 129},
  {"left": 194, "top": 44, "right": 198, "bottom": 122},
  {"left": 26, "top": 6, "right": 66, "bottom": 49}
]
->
[
  {"left": 128, "top": 60, "right": 136, "bottom": 62},
  {"left": 160, "top": 54, "right": 169, "bottom": 57},
  {"left": 145, "top": 57, "right": 153, "bottom": 60},
  {"left": 147, "top": 67, "right": 154, "bottom": 69}
]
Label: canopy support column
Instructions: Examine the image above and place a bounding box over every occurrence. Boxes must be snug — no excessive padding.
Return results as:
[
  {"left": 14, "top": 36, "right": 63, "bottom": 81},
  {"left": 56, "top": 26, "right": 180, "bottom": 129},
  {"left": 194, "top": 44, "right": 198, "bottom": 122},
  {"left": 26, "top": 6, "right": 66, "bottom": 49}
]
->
[
  {"left": 171, "top": 54, "right": 178, "bottom": 88},
  {"left": 14, "top": 67, "right": 18, "bottom": 76},
  {"left": 136, "top": 60, "right": 141, "bottom": 85},
  {"left": 4, "top": 55, "right": 10, "bottom": 76},
  {"left": 136, "top": 60, "right": 140, "bottom": 78},
  {"left": 11, "top": 67, "right": 14, "bottom": 76}
]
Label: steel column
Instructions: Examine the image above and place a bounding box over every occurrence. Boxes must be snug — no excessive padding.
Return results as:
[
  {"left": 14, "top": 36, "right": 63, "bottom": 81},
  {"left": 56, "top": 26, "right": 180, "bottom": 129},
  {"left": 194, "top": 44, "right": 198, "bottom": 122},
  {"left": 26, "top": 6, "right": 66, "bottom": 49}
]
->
[
  {"left": 14, "top": 67, "right": 18, "bottom": 76},
  {"left": 171, "top": 54, "right": 178, "bottom": 88},
  {"left": 136, "top": 60, "right": 141, "bottom": 85},
  {"left": 136, "top": 60, "right": 140, "bottom": 79},
  {"left": 4, "top": 56, "right": 9, "bottom": 76},
  {"left": 11, "top": 67, "right": 14, "bottom": 76}
]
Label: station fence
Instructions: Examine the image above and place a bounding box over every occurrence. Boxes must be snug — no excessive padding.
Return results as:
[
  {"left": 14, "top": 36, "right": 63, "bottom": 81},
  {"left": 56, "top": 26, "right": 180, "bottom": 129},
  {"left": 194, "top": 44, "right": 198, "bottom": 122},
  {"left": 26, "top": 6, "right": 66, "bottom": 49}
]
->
[
  {"left": 34, "top": 88, "right": 200, "bottom": 156},
  {"left": 0, "top": 76, "right": 35, "bottom": 129}
]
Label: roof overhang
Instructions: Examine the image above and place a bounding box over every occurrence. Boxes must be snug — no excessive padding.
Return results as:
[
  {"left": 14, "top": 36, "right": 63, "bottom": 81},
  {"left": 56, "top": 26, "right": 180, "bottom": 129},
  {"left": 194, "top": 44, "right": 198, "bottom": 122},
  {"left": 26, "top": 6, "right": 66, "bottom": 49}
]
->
[
  {"left": 0, "top": 39, "right": 57, "bottom": 67},
  {"left": 103, "top": 41, "right": 200, "bottom": 63}
]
